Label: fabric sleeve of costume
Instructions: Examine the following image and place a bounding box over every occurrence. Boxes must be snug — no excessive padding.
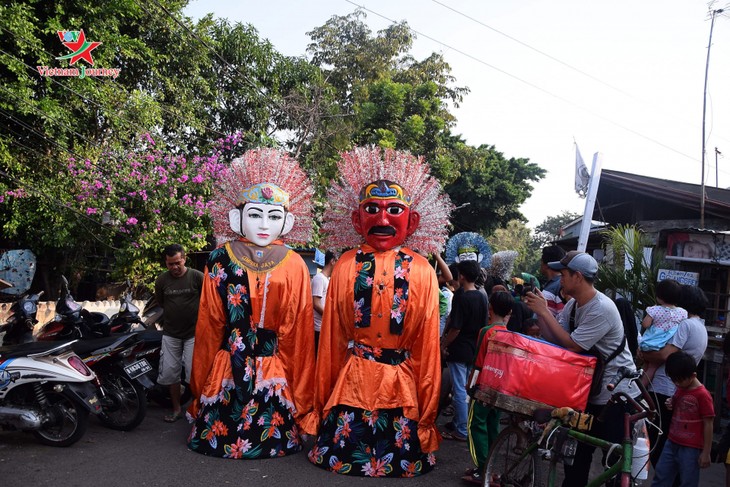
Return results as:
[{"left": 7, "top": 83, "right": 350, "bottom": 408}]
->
[
  {"left": 187, "top": 266, "right": 227, "bottom": 418},
  {"left": 409, "top": 255, "right": 443, "bottom": 452},
  {"left": 314, "top": 253, "right": 353, "bottom": 421},
  {"left": 276, "top": 255, "right": 317, "bottom": 434}
]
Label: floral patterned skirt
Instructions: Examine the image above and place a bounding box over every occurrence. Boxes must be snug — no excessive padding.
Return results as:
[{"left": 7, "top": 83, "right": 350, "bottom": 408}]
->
[
  {"left": 308, "top": 405, "right": 436, "bottom": 477},
  {"left": 187, "top": 349, "right": 302, "bottom": 459}
]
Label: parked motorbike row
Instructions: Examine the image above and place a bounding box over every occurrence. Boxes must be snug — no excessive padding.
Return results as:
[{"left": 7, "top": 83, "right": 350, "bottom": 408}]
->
[{"left": 0, "top": 277, "right": 183, "bottom": 446}]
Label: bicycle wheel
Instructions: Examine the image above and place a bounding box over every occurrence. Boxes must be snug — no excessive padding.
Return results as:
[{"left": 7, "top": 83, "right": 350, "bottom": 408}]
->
[{"left": 484, "top": 425, "right": 540, "bottom": 487}]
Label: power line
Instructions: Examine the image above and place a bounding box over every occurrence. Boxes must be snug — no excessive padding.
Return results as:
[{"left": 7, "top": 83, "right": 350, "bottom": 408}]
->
[
  {"left": 142, "top": 0, "right": 342, "bottom": 156},
  {"left": 0, "top": 39, "right": 224, "bottom": 148},
  {"left": 0, "top": 84, "right": 97, "bottom": 147},
  {"left": 344, "top": 0, "right": 711, "bottom": 168},
  {"left": 430, "top": 0, "right": 640, "bottom": 102},
  {"left": 0, "top": 156, "right": 123, "bottom": 251},
  {"left": 0, "top": 107, "right": 87, "bottom": 161},
  {"left": 431, "top": 0, "right": 730, "bottom": 153}
]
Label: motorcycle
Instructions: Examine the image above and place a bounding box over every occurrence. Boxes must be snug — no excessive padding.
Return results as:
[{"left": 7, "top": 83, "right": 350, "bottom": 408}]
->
[
  {"left": 0, "top": 339, "right": 101, "bottom": 446},
  {"left": 72, "top": 333, "right": 153, "bottom": 431},
  {"left": 36, "top": 276, "right": 111, "bottom": 341},
  {"left": 109, "top": 285, "right": 145, "bottom": 334},
  {"left": 0, "top": 291, "right": 43, "bottom": 346},
  {"left": 140, "top": 295, "right": 163, "bottom": 331}
]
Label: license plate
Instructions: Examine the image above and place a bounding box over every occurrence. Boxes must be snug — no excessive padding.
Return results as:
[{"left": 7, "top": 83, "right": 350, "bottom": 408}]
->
[{"left": 124, "top": 359, "right": 152, "bottom": 379}]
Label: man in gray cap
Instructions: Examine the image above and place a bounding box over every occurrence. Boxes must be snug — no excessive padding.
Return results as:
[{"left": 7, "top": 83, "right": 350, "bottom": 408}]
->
[{"left": 524, "top": 250, "right": 636, "bottom": 487}]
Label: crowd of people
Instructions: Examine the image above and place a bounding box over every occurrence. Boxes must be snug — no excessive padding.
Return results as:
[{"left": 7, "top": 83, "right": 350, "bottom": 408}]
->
[{"left": 147, "top": 146, "right": 725, "bottom": 486}]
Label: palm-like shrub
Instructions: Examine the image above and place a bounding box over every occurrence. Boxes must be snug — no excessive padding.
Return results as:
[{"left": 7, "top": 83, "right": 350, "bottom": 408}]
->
[{"left": 595, "top": 224, "right": 664, "bottom": 313}]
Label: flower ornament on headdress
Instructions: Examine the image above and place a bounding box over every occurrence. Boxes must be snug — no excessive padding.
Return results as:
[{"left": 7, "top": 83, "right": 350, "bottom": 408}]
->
[
  {"left": 489, "top": 250, "right": 519, "bottom": 282},
  {"left": 209, "top": 148, "right": 314, "bottom": 245},
  {"left": 321, "top": 146, "right": 453, "bottom": 254},
  {"left": 445, "top": 232, "right": 492, "bottom": 268}
]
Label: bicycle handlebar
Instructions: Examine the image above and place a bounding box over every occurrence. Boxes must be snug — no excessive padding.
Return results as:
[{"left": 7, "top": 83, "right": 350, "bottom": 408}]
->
[
  {"left": 596, "top": 368, "right": 656, "bottom": 424},
  {"left": 606, "top": 366, "right": 640, "bottom": 391}
]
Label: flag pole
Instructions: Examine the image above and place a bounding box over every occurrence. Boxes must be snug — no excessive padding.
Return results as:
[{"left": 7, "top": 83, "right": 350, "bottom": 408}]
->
[{"left": 577, "top": 152, "right": 603, "bottom": 252}]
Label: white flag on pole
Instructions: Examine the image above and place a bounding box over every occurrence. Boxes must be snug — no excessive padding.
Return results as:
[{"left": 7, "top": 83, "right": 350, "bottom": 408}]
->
[{"left": 575, "top": 143, "right": 590, "bottom": 197}]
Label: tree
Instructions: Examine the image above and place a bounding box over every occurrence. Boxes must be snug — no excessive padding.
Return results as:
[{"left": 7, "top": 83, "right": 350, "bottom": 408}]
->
[
  {"left": 445, "top": 143, "right": 546, "bottom": 236},
  {"left": 532, "top": 211, "right": 580, "bottom": 248},
  {"left": 0, "top": 1, "right": 323, "bottom": 288},
  {"left": 303, "top": 10, "right": 468, "bottom": 184},
  {"left": 489, "top": 219, "right": 540, "bottom": 276}
]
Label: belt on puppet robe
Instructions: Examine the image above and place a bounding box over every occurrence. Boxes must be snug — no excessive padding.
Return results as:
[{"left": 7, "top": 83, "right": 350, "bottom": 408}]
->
[{"left": 349, "top": 340, "right": 411, "bottom": 365}]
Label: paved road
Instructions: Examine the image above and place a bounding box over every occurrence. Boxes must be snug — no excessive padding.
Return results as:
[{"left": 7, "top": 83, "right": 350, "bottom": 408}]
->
[
  {"left": 0, "top": 402, "right": 470, "bottom": 487},
  {"left": 0, "top": 403, "right": 726, "bottom": 486}
]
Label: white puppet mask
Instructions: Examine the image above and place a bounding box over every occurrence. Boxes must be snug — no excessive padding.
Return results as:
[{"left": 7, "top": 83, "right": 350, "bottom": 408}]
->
[
  {"left": 229, "top": 203, "right": 295, "bottom": 247},
  {"left": 228, "top": 182, "right": 295, "bottom": 246}
]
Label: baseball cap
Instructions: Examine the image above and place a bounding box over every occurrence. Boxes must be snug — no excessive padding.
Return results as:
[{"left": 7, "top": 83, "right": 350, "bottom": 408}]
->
[
  {"left": 547, "top": 250, "right": 598, "bottom": 279},
  {"left": 313, "top": 249, "right": 325, "bottom": 268}
]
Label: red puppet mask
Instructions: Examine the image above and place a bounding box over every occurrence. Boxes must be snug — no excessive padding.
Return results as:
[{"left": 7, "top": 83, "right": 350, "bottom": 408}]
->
[{"left": 352, "top": 180, "right": 421, "bottom": 251}]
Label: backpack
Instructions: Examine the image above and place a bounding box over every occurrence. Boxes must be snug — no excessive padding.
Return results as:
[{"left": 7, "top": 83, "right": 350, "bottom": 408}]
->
[{"left": 569, "top": 304, "right": 627, "bottom": 397}]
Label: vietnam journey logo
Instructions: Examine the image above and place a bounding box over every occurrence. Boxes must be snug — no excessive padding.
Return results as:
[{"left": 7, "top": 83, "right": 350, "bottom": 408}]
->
[{"left": 37, "top": 30, "right": 122, "bottom": 79}]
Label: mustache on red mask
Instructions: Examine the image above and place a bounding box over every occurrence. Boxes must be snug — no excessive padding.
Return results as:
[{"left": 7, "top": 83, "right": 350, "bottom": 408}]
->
[{"left": 368, "top": 226, "right": 396, "bottom": 236}]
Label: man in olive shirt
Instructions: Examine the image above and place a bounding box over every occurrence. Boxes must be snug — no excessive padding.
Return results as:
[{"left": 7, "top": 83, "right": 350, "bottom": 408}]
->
[{"left": 155, "top": 244, "right": 204, "bottom": 422}]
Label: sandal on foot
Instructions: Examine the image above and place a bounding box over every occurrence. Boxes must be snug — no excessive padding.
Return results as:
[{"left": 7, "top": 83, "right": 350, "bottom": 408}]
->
[
  {"left": 164, "top": 411, "right": 183, "bottom": 423},
  {"left": 441, "top": 430, "right": 467, "bottom": 442},
  {"left": 460, "top": 471, "right": 482, "bottom": 485}
]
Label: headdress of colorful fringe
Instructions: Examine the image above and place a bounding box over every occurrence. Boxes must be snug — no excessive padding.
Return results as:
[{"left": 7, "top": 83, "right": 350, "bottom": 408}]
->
[
  {"left": 445, "top": 232, "right": 493, "bottom": 268},
  {"left": 208, "top": 148, "right": 314, "bottom": 246},
  {"left": 358, "top": 180, "right": 412, "bottom": 206},
  {"left": 321, "top": 146, "right": 453, "bottom": 254},
  {"left": 237, "top": 182, "right": 290, "bottom": 209}
]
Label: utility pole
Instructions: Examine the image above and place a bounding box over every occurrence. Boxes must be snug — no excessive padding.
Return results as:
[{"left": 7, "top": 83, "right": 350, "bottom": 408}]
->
[{"left": 701, "top": 5, "right": 725, "bottom": 227}]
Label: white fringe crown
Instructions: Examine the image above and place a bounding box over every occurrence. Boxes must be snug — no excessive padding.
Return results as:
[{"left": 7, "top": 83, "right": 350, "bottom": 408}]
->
[
  {"left": 321, "top": 146, "right": 453, "bottom": 254},
  {"left": 209, "top": 148, "right": 314, "bottom": 246}
]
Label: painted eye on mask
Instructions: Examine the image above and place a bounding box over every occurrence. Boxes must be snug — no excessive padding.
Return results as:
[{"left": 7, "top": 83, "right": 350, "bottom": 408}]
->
[
  {"left": 364, "top": 204, "right": 380, "bottom": 214},
  {"left": 386, "top": 205, "right": 405, "bottom": 215}
]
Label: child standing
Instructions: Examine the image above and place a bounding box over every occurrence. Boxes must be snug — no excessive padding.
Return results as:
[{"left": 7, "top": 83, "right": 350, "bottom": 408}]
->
[
  {"left": 462, "top": 291, "right": 514, "bottom": 485},
  {"left": 651, "top": 351, "right": 714, "bottom": 487},
  {"left": 641, "top": 279, "right": 687, "bottom": 384}
]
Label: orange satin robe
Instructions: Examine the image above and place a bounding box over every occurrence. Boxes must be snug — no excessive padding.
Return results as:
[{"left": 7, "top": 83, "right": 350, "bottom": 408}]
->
[
  {"left": 315, "top": 245, "right": 442, "bottom": 452},
  {"left": 188, "top": 241, "right": 317, "bottom": 434}
]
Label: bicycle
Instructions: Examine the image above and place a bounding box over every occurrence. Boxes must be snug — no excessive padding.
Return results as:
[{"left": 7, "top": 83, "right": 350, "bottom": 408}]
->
[{"left": 480, "top": 366, "right": 657, "bottom": 487}]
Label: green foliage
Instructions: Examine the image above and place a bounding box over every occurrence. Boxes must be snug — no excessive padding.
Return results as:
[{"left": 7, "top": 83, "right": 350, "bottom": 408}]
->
[
  {"left": 532, "top": 210, "right": 580, "bottom": 248},
  {"left": 594, "top": 224, "right": 663, "bottom": 312},
  {"left": 0, "top": 0, "right": 326, "bottom": 288},
  {"left": 445, "top": 143, "right": 546, "bottom": 236},
  {"left": 489, "top": 220, "right": 541, "bottom": 276},
  {"left": 1, "top": 3, "right": 547, "bottom": 293}
]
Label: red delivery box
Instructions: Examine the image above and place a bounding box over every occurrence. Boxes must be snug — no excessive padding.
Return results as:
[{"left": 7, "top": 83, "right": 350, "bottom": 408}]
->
[{"left": 477, "top": 330, "right": 596, "bottom": 411}]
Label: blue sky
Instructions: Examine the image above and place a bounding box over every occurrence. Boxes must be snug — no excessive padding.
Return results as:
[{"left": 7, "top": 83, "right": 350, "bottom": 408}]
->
[{"left": 185, "top": 0, "right": 730, "bottom": 228}]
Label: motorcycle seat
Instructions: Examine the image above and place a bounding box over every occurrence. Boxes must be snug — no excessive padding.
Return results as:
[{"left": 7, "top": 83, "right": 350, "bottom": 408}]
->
[{"left": 0, "top": 340, "right": 74, "bottom": 359}]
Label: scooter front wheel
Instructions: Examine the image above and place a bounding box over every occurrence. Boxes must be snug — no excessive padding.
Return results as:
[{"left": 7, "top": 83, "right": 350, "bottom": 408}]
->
[
  {"left": 97, "top": 372, "right": 147, "bottom": 431},
  {"left": 33, "top": 389, "right": 90, "bottom": 447}
]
